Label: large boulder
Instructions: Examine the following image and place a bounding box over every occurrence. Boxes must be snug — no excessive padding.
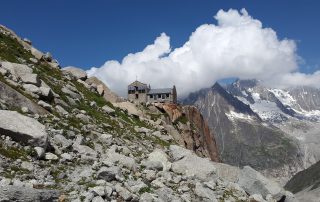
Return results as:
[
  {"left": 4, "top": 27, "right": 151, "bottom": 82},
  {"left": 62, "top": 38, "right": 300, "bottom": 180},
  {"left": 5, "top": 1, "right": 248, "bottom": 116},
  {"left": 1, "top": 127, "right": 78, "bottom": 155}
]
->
[
  {"left": 169, "top": 145, "right": 216, "bottom": 180},
  {"left": 0, "top": 81, "right": 48, "bottom": 115},
  {"left": 63, "top": 66, "right": 87, "bottom": 80},
  {"left": 19, "top": 73, "right": 40, "bottom": 86},
  {"left": 0, "top": 110, "right": 48, "bottom": 147},
  {"left": 0, "top": 185, "right": 60, "bottom": 202},
  {"left": 237, "top": 166, "right": 285, "bottom": 200},
  {"left": 0, "top": 61, "right": 32, "bottom": 78},
  {"left": 85, "top": 76, "right": 121, "bottom": 103}
]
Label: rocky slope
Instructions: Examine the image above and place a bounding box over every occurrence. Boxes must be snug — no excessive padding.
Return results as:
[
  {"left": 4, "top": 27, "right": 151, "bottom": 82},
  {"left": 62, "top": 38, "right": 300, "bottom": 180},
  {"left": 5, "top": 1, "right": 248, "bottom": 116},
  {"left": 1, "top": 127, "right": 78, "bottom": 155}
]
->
[
  {"left": 285, "top": 160, "right": 320, "bottom": 201},
  {"left": 0, "top": 24, "right": 301, "bottom": 201},
  {"left": 183, "top": 83, "right": 303, "bottom": 180}
]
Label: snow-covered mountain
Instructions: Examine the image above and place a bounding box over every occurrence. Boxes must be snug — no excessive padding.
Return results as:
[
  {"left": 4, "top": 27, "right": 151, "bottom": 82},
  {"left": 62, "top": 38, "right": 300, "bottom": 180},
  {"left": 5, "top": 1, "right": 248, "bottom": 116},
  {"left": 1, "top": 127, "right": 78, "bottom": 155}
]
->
[
  {"left": 225, "top": 80, "right": 320, "bottom": 168},
  {"left": 183, "top": 83, "right": 303, "bottom": 181},
  {"left": 184, "top": 79, "right": 320, "bottom": 182}
]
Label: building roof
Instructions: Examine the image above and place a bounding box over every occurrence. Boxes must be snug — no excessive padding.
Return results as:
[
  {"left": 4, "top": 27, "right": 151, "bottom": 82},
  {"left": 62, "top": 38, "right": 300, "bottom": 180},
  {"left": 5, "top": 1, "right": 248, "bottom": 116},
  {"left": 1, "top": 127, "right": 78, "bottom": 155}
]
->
[
  {"left": 147, "top": 88, "right": 172, "bottom": 95},
  {"left": 128, "top": 80, "right": 147, "bottom": 87}
]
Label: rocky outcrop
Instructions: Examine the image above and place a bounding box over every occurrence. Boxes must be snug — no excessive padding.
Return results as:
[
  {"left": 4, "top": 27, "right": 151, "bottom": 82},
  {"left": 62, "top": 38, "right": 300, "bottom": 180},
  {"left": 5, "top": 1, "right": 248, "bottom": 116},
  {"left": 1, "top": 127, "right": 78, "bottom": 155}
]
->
[
  {"left": 85, "top": 76, "right": 121, "bottom": 103},
  {"left": 63, "top": 66, "right": 87, "bottom": 80},
  {"left": 0, "top": 110, "right": 48, "bottom": 147},
  {"left": 0, "top": 81, "right": 48, "bottom": 115},
  {"left": 155, "top": 103, "right": 220, "bottom": 162},
  {"left": 0, "top": 185, "right": 61, "bottom": 202},
  {"left": 183, "top": 105, "right": 220, "bottom": 162},
  {"left": 285, "top": 160, "right": 320, "bottom": 201}
]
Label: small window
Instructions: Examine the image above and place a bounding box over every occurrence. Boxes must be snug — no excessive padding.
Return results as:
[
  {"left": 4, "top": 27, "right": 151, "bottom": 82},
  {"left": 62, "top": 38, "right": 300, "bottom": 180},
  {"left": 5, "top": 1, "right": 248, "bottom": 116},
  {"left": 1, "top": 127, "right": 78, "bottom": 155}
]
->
[
  {"left": 166, "top": 93, "right": 169, "bottom": 98},
  {"left": 150, "top": 95, "right": 153, "bottom": 98},
  {"left": 135, "top": 94, "right": 139, "bottom": 99},
  {"left": 162, "top": 94, "right": 165, "bottom": 99},
  {"left": 158, "top": 94, "right": 161, "bottom": 99}
]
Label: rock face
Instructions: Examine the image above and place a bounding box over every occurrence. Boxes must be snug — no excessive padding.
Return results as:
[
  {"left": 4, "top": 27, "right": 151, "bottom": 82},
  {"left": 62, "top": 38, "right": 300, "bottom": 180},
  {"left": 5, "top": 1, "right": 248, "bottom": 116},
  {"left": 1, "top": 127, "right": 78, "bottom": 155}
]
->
[
  {"left": 0, "top": 185, "right": 60, "bottom": 202},
  {"left": 63, "top": 66, "right": 87, "bottom": 80},
  {"left": 183, "top": 105, "right": 220, "bottom": 162},
  {"left": 0, "top": 81, "right": 48, "bottom": 115},
  {"left": 0, "top": 110, "right": 48, "bottom": 147},
  {"left": 183, "top": 82, "right": 302, "bottom": 178},
  {"left": 85, "top": 76, "right": 121, "bottom": 103},
  {"left": 285, "top": 160, "right": 320, "bottom": 201},
  {"left": 238, "top": 166, "right": 284, "bottom": 199}
]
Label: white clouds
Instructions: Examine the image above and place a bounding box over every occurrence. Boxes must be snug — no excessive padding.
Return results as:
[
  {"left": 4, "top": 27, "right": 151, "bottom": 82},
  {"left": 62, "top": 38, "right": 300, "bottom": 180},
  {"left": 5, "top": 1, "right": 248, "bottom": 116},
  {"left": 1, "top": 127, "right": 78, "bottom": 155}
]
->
[{"left": 87, "top": 8, "right": 318, "bottom": 98}]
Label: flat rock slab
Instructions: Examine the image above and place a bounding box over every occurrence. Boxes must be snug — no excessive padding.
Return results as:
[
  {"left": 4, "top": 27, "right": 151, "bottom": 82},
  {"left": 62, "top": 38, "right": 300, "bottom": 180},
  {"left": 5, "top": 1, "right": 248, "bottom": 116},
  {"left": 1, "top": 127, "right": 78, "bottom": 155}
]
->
[
  {"left": 0, "top": 81, "right": 48, "bottom": 115},
  {"left": 0, "top": 110, "right": 48, "bottom": 147},
  {"left": 0, "top": 185, "right": 60, "bottom": 202}
]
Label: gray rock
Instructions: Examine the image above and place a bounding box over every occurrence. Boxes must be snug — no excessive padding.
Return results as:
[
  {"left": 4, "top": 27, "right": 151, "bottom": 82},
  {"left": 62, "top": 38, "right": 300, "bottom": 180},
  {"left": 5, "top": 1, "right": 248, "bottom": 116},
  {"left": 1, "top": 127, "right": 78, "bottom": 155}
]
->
[
  {"left": 97, "top": 84, "right": 104, "bottom": 95},
  {"left": 237, "top": 166, "right": 284, "bottom": 200},
  {"left": 139, "top": 192, "right": 155, "bottom": 202},
  {"left": 21, "top": 106, "right": 29, "bottom": 113},
  {"left": 34, "top": 146, "right": 45, "bottom": 159},
  {"left": 21, "top": 161, "right": 34, "bottom": 171},
  {"left": 0, "top": 110, "right": 48, "bottom": 147},
  {"left": 97, "top": 166, "right": 122, "bottom": 182},
  {"left": 43, "top": 52, "right": 53, "bottom": 62},
  {"left": 55, "top": 105, "right": 69, "bottom": 116},
  {"left": 115, "top": 184, "right": 133, "bottom": 201},
  {"left": 61, "top": 153, "right": 73, "bottom": 161},
  {"left": 20, "top": 73, "right": 40, "bottom": 86},
  {"left": 104, "top": 150, "right": 137, "bottom": 171},
  {"left": 102, "top": 105, "right": 115, "bottom": 114},
  {"left": 0, "top": 185, "right": 60, "bottom": 202},
  {"left": 29, "top": 58, "right": 38, "bottom": 63},
  {"left": 73, "top": 144, "right": 97, "bottom": 160},
  {"left": 63, "top": 66, "right": 87, "bottom": 80},
  {"left": 92, "top": 196, "right": 104, "bottom": 202},
  {"left": 98, "top": 133, "right": 113, "bottom": 145},
  {"left": 142, "top": 160, "right": 163, "bottom": 171},
  {"left": 53, "top": 134, "right": 72, "bottom": 150},
  {"left": 39, "top": 86, "right": 53, "bottom": 101},
  {"left": 76, "top": 113, "right": 91, "bottom": 123},
  {"left": 62, "top": 86, "right": 82, "bottom": 100},
  {"left": 1, "top": 61, "right": 32, "bottom": 78},
  {"left": 194, "top": 182, "right": 218, "bottom": 202},
  {"left": 31, "top": 47, "right": 43, "bottom": 60},
  {"left": 89, "top": 186, "right": 105, "bottom": 197},
  {"left": 170, "top": 146, "right": 216, "bottom": 180},
  {"left": 169, "top": 145, "right": 193, "bottom": 161},
  {"left": 146, "top": 149, "right": 171, "bottom": 171},
  {"left": 249, "top": 194, "right": 266, "bottom": 202},
  {"left": 38, "top": 100, "right": 53, "bottom": 111},
  {"left": 45, "top": 152, "right": 58, "bottom": 160},
  {"left": 23, "top": 84, "right": 40, "bottom": 94}
]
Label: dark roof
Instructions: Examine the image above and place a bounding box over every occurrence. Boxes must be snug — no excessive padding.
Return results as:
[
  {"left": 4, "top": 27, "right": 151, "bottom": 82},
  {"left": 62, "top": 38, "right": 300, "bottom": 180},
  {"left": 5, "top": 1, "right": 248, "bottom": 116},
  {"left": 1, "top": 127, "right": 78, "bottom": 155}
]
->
[
  {"left": 147, "top": 88, "right": 172, "bottom": 95},
  {"left": 128, "top": 80, "right": 147, "bottom": 87}
]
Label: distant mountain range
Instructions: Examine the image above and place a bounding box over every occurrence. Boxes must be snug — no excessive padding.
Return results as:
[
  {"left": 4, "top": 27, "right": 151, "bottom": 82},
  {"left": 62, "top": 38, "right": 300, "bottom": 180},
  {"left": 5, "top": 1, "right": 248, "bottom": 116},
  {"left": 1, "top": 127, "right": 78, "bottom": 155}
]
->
[{"left": 183, "top": 79, "right": 320, "bottom": 181}]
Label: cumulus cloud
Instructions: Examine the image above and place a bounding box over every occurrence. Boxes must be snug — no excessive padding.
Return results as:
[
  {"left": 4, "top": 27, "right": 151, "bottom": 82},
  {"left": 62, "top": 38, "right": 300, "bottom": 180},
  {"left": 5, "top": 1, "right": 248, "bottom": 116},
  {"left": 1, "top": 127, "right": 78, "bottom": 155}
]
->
[{"left": 87, "top": 8, "right": 319, "bottom": 98}]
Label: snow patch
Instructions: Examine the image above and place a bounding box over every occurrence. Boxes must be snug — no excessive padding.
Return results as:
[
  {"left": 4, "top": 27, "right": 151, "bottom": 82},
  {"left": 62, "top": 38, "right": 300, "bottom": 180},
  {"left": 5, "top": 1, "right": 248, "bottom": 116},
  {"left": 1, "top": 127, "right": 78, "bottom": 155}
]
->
[{"left": 226, "top": 111, "right": 253, "bottom": 121}]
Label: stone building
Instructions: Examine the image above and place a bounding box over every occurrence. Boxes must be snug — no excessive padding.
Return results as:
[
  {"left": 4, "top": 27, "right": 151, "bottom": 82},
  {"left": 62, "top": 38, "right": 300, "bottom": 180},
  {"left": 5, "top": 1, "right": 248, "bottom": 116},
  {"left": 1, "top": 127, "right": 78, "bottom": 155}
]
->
[{"left": 127, "top": 80, "right": 177, "bottom": 104}]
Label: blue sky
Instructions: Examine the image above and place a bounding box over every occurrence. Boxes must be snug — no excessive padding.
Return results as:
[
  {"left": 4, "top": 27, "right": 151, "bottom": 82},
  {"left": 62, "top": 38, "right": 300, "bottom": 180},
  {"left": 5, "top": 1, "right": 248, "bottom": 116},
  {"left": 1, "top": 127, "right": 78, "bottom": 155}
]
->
[{"left": 1, "top": 0, "right": 319, "bottom": 74}]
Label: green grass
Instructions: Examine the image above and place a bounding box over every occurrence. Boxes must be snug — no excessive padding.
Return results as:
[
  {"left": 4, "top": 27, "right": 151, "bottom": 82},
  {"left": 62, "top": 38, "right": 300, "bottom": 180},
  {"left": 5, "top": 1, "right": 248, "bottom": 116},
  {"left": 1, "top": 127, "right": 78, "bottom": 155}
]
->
[
  {"left": 139, "top": 186, "right": 153, "bottom": 194},
  {"left": 0, "top": 32, "right": 34, "bottom": 63},
  {"left": 0, "top": 141, "right": 33, "bottom": 160},
  {"left": 174, "top": 115, "right": 188, "bottom": 125}
]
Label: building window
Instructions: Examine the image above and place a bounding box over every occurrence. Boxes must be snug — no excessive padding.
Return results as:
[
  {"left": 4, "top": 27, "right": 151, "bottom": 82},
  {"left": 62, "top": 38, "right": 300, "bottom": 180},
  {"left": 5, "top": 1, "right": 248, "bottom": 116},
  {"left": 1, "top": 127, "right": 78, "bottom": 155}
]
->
[
  {"left": 158, "top": 94, "right": 161, "bottom": 99},
  {"left": 162, "top": 94, "right": 165, "bottom": 99},
  {"left": 149, "top": 95, "right": 153, "bottom": 98},
  {"left": 166, "top": 93, "right": 169, "bottom": 98},
  {"left": 135, "top": 94, "right": 139, "bottom": 99}
]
